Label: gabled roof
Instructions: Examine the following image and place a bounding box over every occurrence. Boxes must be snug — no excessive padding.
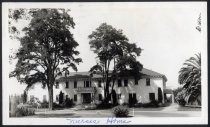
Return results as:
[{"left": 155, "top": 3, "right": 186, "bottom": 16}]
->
[{"left": 57, "top": 68, "right": 167, "bottom": 81}]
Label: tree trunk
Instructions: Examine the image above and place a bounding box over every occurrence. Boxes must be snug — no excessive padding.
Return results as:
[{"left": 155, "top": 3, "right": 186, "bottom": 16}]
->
[{"left": 48, "top": 86, "right": 53, "bottom": 110}]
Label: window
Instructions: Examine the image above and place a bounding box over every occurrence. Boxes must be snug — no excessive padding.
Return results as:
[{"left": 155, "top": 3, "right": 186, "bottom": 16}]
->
[
  {"left": 74, "top": 95, "right": 77, "bottom": 101},
  {"left": 109, "top": 82, "right": 112, "bottom": 87},
  {"left": 56, "top": 95, "right": 59, "bottom": 102},
  {"left": 86, "top": 81, "right": 89, "bottom": 87},
  {"left": 74, "top": 81, "right": 77, "bottom": 88},
  {"left": 55, "top": 82, "right": 59, "bottom": 89},
  {"left": 135, "top": 79, "right": 138, "bottom": 85},
  {"left": 98, "top": 94, "right": 102, "bottom": 101},
  {"left": 65, "top": 81, "right": 69, "bottom": 88},
  {"left": 117, "top": 94, "right": 121, "bottom": 99},
  {"left": 129, "top": 93, "right": 137, "bottom": 105},
  {"left": 124, "top": 79, "right": 128, "bottom": 87},
  {"left": 146, "top": 78, "right": 150, "bottom": 86},
  {"left": 149, "top": 93, "right": 155, "bottom": 101},
  {"left": 85, "top": 80, "right": 90, "bottom": 87},
  {"left": 133, "top": 93, "right": 136, "bottom": 101},
  {"left": 118, "top": 79, "right": 122, "bottom": 87},
  {"left": 98, "top": 80, "right": 102, "bottom": 87}
]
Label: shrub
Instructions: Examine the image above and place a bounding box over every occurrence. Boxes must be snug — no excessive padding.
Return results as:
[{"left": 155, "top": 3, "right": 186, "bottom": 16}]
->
[
  {"left": 175, "top": 91, "right": 186, "bottom": 106},
  {"left": 63, "top": 99, "right": 75, "bottom": 108},
  {"left": 26, "top": 97, "right": 41, "bottom": 108},
  {"left": 141, "top": 100, "right": 159, "bottom": 108},
  {"left": 128, "top": 98, "right": 137, "bottom": 107},
  {"left": 112, "top": 105, "right": 129, "bottom": 117},
  {"left": 134, "top": 103, "right": 143, "bottom": 108},
  {"left": 53, "top": 103, "right": 64, "bottom": 110},
  {"left": 96, "top": 101, "right": 114, "bottom": 109},
  {"left": 40, "top": 101, "right": 48, "bottom": 108},
  {"left": 150, "top": 100, "right": 159, "bottom": 107},
  {"left": 59, "top": 91, "right": 64, "bottom": 104},
  {"left": 15, "top": 103, "right": 35, "bottom": 117}
]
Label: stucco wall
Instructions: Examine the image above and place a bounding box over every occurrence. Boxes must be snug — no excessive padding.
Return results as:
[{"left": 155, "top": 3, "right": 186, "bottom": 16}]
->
[
  {"left": 27, "top": 77, "right": 166, "bottom": 104},
  {"left": 112, "top": 78, "right": 165, "bottom": 103}
]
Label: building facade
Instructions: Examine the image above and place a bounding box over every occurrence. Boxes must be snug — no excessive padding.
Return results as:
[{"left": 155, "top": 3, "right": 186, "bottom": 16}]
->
[{"left": 27, "top": 68, "right": 167, "bottom": 105}]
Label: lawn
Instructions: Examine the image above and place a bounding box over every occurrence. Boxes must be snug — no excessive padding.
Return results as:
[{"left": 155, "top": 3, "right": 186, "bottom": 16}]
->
[{"left": 20, "top": 103, "right": 201, "bottom": 118}]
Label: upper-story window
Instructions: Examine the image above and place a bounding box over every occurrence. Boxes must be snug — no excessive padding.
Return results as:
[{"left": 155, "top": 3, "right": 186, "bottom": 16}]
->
[
  {"left": 118, "top": 79, "right": 122, "bottom": 87},
  {"left": 65, "top": 81, "right": 69, "bottom": 88},
  {"left": 135, "top": 79, "right": 138, "bottom": 85},
  {"left": 124, "top": 79, "right": 128, "bottom": 87},
  {"left": 117, "top": 93, "right": 121, "bottom": 99},
  {"left": 74, "top": 94, "right": 77, "bottom": 102},
  {"left": 98, "top": 80, "right": 102, "bottom": 87},
  {"left": 98, "top": 94, "right": 102, "bottom": 101},
  {"left": 74, "top": 81, "right": 77, "bottom": 88},
  {"left": 84, "top": 80, "right": 91, "bottom": 87},
  {"left": 55, "top": 82, "right": 59, "bottom": 89},
  {"left": 146, "top": 78, "right": 150, "bottom": 86}
]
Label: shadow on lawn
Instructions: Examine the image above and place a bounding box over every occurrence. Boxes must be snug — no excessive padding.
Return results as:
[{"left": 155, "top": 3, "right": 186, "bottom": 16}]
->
[
  {"left": 177, "top": 106, "right": 201, "bottom": 111},
  {"left": 133, "top": 107, "right": 166, "bottom": 111}
]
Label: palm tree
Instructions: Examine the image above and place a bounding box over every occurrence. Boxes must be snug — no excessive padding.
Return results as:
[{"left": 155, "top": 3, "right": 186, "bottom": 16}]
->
[{"left": 178, "top": 53, "right": 201, "bottom": 105}]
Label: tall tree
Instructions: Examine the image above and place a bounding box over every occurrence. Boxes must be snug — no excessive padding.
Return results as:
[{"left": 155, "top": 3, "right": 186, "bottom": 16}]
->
[
  {"left": 178, "top": 53, "right": 201, "bottom": 105},
  {"left": 88, "top": 23, "right": 143, "bottom": 103},
  {"left": 9, "top": 9, "right": 82, "bottom": 110}
]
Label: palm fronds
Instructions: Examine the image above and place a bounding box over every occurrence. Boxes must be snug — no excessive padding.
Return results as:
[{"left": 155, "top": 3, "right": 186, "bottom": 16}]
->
[{"left": 178, "top": 53, "right": 201, "bottom": 104}]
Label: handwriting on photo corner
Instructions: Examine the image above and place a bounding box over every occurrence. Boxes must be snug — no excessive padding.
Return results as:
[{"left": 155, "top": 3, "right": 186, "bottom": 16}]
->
[
  {"left": 196, "top": 13, "right": 201, "bottom": 33},
  {"left": 66, "top": 117, "right": 132, "bottom": 125}
]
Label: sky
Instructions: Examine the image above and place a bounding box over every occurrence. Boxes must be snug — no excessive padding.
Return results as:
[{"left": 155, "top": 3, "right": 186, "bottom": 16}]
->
[{"left": 3, "top": 2, "right": 207, "bottom": 94}]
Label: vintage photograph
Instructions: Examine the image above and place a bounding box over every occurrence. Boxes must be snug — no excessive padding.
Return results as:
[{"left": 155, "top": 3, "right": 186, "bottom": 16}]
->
[{"left": 2, "top": 2, "right": 207, "bottom": 125}]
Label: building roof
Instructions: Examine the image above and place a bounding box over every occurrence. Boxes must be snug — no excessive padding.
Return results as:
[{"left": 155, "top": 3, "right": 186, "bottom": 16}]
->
[
  {"left": 57, "top": 68, "right": 167, "bottom": 82},
  {"left": 140, "top": 68, "right": 167, "bottom": 81}
]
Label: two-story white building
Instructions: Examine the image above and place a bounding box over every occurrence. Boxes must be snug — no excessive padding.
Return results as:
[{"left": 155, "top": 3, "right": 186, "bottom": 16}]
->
[{"left": 27, "top": 68, "right": 167, "bottom": 105}]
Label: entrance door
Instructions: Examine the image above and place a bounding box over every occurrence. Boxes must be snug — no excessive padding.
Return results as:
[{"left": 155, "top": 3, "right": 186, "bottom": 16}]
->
[{"left": 83, "top": 93, "right": 91, "bottom": 104}]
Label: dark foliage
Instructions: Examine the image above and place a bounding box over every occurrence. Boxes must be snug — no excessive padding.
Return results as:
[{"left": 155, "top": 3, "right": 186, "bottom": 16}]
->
[
  {"left": 175, "top": 90, "right": 187, "bottom": 106},
  {"left": 22, "top": 90, "right": 27, "bottom": 103},
  {"left": 40, "top": 101, "right": 49, "bottom": 108},
  {"left": 59, "top": 91, "right": 64, "bottom": 104},
  {"left": 63, "top": 98, "right": 75, "bottom": 108},
  {"left": 128, "top": 98, "right": 137, "bottom": 107},
  {"left": 112, "top": 90, "right": 117, "bottom": 105},
  {"left": 112, "top": 105, "right": 129, "bottom": 117},
  {"left": 158, "top": 88, "right": 163, "bottom": 103},
  {"left": 178, "top": 53, "right": 201, "bottom": 104},
  {"left": 96, "top": 101, "right": 115, "bottom": 109},
  {"left": 53, "top": 103, "right": 64, "bottom": 110},
  {"left": 9, "top": 9, "right": 82, "bottom": 110},
  {"left": 88, "top": 23, "right": 143, "bottom": 104}
]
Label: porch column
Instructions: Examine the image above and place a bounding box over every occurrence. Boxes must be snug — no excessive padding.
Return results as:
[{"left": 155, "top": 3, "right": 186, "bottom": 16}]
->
[{"left": 171, "top": 91, "right": 175, "bottom": 103}]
